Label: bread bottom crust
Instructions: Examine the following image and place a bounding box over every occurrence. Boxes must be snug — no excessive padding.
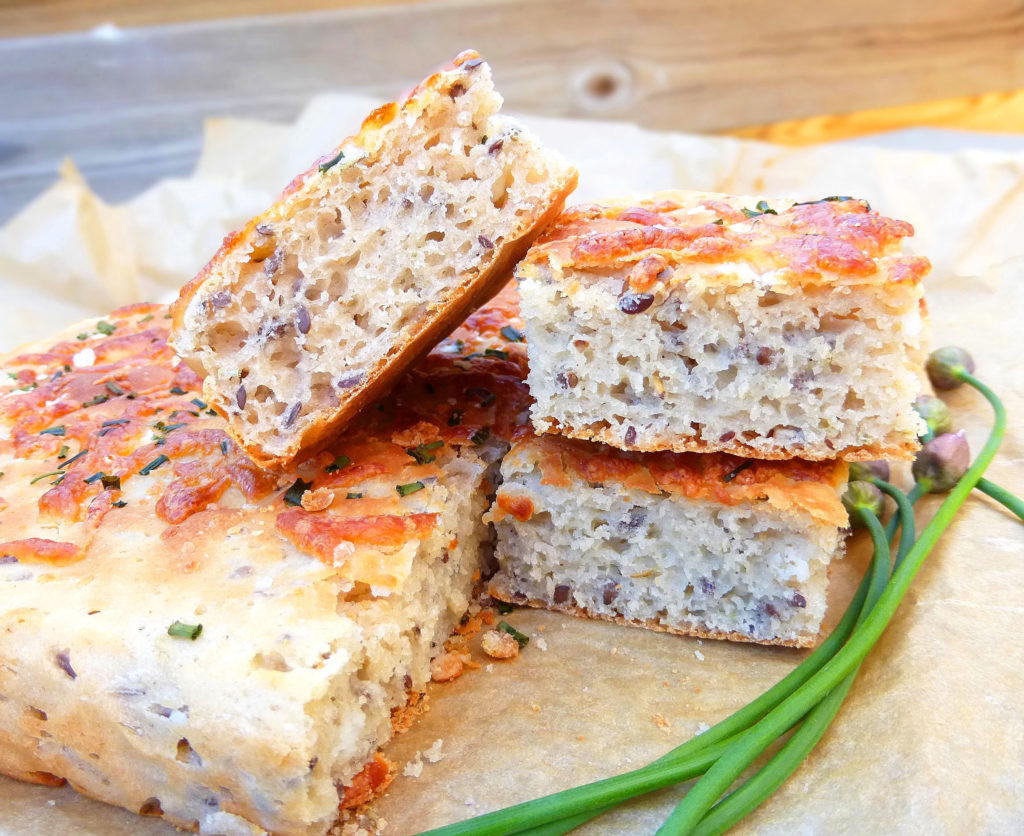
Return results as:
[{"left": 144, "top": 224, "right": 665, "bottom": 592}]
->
[{"left": 487, "top": 577, "right": 817, "bottom": 649}]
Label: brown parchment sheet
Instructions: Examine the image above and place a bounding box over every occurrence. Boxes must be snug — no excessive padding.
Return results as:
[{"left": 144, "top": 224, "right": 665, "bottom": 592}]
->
[{"left": 0, "top": 97, "right": 1022, "bottom": 835}]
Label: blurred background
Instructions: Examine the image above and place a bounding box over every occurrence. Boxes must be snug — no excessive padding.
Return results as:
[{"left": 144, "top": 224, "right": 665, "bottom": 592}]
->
[{"left": 3, "top": 0, "right": 1024, "bottom": 224}]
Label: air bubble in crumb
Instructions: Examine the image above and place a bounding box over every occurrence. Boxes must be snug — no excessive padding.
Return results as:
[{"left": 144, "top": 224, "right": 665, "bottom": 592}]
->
[{"left": 695, "top": 649, "right": 705, "bottom": 661}]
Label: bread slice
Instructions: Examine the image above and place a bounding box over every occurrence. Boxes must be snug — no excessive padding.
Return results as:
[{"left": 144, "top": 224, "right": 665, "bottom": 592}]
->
[
  {"left": 170, "top": 50, "right": 576, "bottom": 469},
  {"left": 486, "top": 434, "right": 849, "bottom": 648},
  {"left": 0, "top": 288, "right": 529, "bottom": 835},
  {"left": 517, "top": 191, "right": 930, "bottom": 461}
]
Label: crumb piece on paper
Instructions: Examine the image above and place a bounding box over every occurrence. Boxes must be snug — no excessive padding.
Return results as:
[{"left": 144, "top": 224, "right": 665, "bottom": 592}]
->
[
  {"left": 654, "top": 713, "right": 672, "bottom": 733},
  {"left": 424, "top": 739, "right": 444, "bottom": 763},
  {"left": 577, "top": 735, "right": 585, "bottom": 741},
  {"left": 485, "top": 663, "right": 494, "bottom": 673},
  {"left": 430, "top": 651, "right": 464, "bottom": 682},
  {"left": 402, "top": 754, "right": 424, "bottom": 778},
  {"left": 697, "top": 722, "right": 711, "bottom": 734},
  {"left": 481, "top": 629, "right": 519, "bottom": 659},
  {"left": 695, "top": 649, "right": 705, "bottom": 661},
  {"left": 536, "top": 637, "right": 548, "bottom": 651}
]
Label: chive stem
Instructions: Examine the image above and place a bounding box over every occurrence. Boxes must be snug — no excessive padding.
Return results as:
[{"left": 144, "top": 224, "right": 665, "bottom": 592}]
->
[
  {"left": 975, "top": 477, "right": 1024, "bottom": 522},
  {"left": 872, "top": 479, "right": 916, "bottom": 566},
  {"left": 653, "top": 371, "right": 1005, "bottom": 834}
]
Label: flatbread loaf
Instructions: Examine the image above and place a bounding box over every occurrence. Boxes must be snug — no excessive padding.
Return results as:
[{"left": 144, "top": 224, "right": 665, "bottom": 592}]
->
[{"left": 0, "top": 287, "right": 529, "bottom": 836}]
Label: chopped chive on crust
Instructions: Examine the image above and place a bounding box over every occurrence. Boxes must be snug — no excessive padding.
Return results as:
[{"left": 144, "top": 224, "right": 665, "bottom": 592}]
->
[
  {"left": 497, "top": 620, "right": 529, "bottom": 647},
  {"left": 167, "top": 621, "right": 203, "bottom": 640},
  {"left": 500, "top": 325, "right": 524, "bottom": 342},
  {"left": 326, "top": 455, "right": 351, "bottom": 473},
  {"left": 139, "top": 454, "right": 169, "bottom": 476},
  {"left": 407, "top": 441, "right": 444, "bottom": 464},
  {"left": 39, "top": 426, "right": 65, "bottom": 436},
  {"left": 283, "top": 478, "right": 313, "bottom": 506},
  {"left": 396, "top": 481, "right": 425, "bottom": 497}
]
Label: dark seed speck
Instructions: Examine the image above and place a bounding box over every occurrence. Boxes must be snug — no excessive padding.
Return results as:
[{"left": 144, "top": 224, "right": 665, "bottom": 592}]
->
[
  {"left": 235, "top": 386, "right": 247, "bottom": 410},
  {"left": 624, "top": 426, "right": 637, "bottom": 446},
  {"left": 56, "top": 652, "right": 76, "bottom": 680},
  {"left": 618, "top": 293, "right": 655, "bottom": 315},
  {"left": 553, "top": 584, "right": 571, "bottom": 604},
  {"left": 478, "top": 235, "right": 495, "bottom": 250},
  {"left": 283, "top": 403, "right": 301, "bottom": 427},
  {"left": 295, "top": 305, "right": 310, "bottom": 334}
]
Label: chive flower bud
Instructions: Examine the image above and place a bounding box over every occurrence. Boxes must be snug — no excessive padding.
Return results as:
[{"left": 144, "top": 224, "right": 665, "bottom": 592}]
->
[
  {"left": 913, "top": 394, "right": 953, "bottom": 439},
  {"left": 841, "top": 480, "right": 885, "bottom": 528},
  {"left": 926, "top": 346, "right": 975, "bottom": 391},
  {"left": 848, "top": 460, "right": 890, "bottom": 483},
  {"left": 912, "top": 430, "right": 970, "bottom": 493}
]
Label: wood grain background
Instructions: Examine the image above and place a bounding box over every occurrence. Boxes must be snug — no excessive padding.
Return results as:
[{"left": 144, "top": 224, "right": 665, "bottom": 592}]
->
[{"left": 2, "top": 0, "right": 1024, "bottom": 223}]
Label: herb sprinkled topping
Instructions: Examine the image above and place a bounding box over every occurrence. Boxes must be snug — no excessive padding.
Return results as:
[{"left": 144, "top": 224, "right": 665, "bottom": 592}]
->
[
  {"left": 471, "top": 427, "right": 490, "bottom": 446},
  {"left": 407, "top": 440, "right": 443, "bottom": 465},
  {"left": 105, "top": 382, "right": 125, "bottom": 396},
  {"left": 82, "top": 393, "right": 109, "bottom": 408},
  {"left": 346, "top": 492, "right": 363, "bottom": 500},
  {"left": 139, "top": 454, "right": 169, "bottom": 476},
  {"left": 466, "top": 387, "right": 496, "bottom": 407},
  {"left": 169, "top": 386, "right": 187, "bottom": 396},
  {"left": 39, "top": 426, "right": 66, "bottom": 436},
  {"left": 283, "top": 478, "right": 313, "bottom": 506},
  {"left": 58, "top": 450, "right": 87, "bottom": 469},
  {"left": 484, "top": 348, "right": 509, "bottom": 360},
  {"left": 712, "top": 218, "right": 725, "bottom": 225},
  {"left": 83, "top": 471, "right": 106, "bottom": 484},
  {"left": 57, "top": 444, "right": 69, "bottom": 459},
  {"left": 793, "top": 195, "right": 867, "bottom": 209},
  {"left": 100, "top": 474, "right": 121, "bottom": 491},
  {"left": 96, "top": 321, "right": 116, "bottom": 336},
  {"left": 497, "top": 620, "right": 529, "bottom": 647},
  {"left": 496, "top": 601, "right": 514, "bottom": 615},
  {"left": 190, "top": 398, "right": 207, "bottom": 410},
  {"left": 500, "top": 325, "right": 524, "bottom": 342},
  {"left": 325, "top": 455, "right": 352, "bottom": 473},
  {"left": 448, "top": 409, "right": 464, "bottom": 427},
  {"left": 220, "top": 440, "right": 229, "bottom": 456},
  {"left": 30, "top": 471, "right": 64, "bottom": 485},
  {"left": 167, "top": 621, "right": 203, "bottom": 640},
  {"left": 742, "top": 200, "right": 777, "bottom": 219},
  {"left": 396, "top": 481, "right": 425, "bottom": 497},
  {"left": 318, "top": 150, "right": 345, "bottom": 173},
  {"left": 722, "top": 460, "right": 753, "bottom": 483},
  {"left": 112, "top": 499, "right": 128, "bottom": 508}
]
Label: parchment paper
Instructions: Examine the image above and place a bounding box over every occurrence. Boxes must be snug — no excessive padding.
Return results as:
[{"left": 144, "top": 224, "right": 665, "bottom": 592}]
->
[{"left": 0, "top": 95, "right": 1021, "bottom": 835}]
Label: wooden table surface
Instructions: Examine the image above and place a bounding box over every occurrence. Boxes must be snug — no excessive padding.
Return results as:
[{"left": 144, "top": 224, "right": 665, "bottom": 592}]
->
[{"left": 2, "top": 0, "right": 1024, "bottom": 224}]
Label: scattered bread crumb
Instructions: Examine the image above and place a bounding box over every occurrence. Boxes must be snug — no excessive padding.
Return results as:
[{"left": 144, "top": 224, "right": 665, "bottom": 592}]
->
[
  {"left": 424, "top": 739, "right": 444, "bottom": 763},
  {"left": 531, "top": 704, "right": 541, "bottom": 713},
  {"left": 430, "top": 652, "right": 465, "bottom": 682},
  {"left": 653, "top": 713, "right": 672, "bottom": 733},
  {"left": 697, "top": 722, "right": 711, "bottom": 734},
  {"left": 481, "top": 629, "right": 520, "bottom": 659},
  {"left": 695, "top": 649, "right": 705, "bottom": 662},
  {"left": 301, "top": 487, "right": 335, "bottom": 512},
  {"left": 536, "top": 637, "right": 548, "bottom": 652},
  {"left": 402, "top": 755, "right": 424, "bottom": 779}
]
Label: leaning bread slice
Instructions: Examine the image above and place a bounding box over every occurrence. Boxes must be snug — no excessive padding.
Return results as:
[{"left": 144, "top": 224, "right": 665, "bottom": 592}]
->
[
  {"left": 0, "top": 289, "right": 529, "bottom": 835},
  {"left": 518, "top": 191, "right": 929, "bottom": 461},
  {"left": 170, "top": 49, "right": 576, "bottom": 468},
  {"left": 486, "top": 434, "right": 849, "bottom": 647}
]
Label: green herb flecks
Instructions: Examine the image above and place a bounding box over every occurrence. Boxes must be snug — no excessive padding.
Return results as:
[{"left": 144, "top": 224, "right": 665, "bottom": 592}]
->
[
  {"left": 58, "top": 449, "right": 88, "bottom": 470},
  {"left": 318, "top": 150, "right": 345, "bottom": 173},
  {"left": 82, "top": 394, "right": 109, "bottom": 408},
  {"left": 742, "top": 200, "right": 777, "bottom": 219},
  {"left": 407, "top": 441, "right": 443, "bottom": 465},
  {"left": 470, "top": 427, "right": 490, "bottom": 446},
  {"left": 30, "top": 471, "right": 65, "bottom": 485},
  {"left": 83, "top": 471, "right": 106, "bottom": 484},
  {"left": 283, "top": 478, "right": 313, "bottom": 507},
  {"left": 112, "top": 499, "right": 128, "bottom": 508},
  {"left": 712, "top": 218, "right": 725, "bottom": 225},
  {"left": 497, "top": 621, "right": 529, "bottom": 648},
  {"left": 722, "top": 460, "right": 752, "bottom": 483},
  {"left": 793, "top": 195, "right": 867, "bottom": 210},
  {"left": 167, "top": 621, "right": 203, "bottom": 640},
  {"left": 500, "top": 325, "right": 524, "bottom": 342},
  {"left": 169, "top": 386, "right": 187, "bottom": 396},
  {"left": 220, "top": 440, "right": 229, "bottom": 456},
  {"left": 100, "top": 474, "right": 121, "bottom": 491},
  {"left": 447, "top": 409, "right": 463, "bottom": 427},
  {"left": 105, "top": 382, "right": 125, "bottom": 396},
  {"left": 39, "top": 426, "right": 66, "bottom": 436},
  {"left": 396, "top": 481, "right": 425, "bottom": 497},
  {"left": 139, "top": 454, "right": 169, "bottom": 476},
  {"left": 346, "top": 492, "right": 363, "bottom": 500},
  {"left": 325, "top": 455, "right": 352, "bottom": 474},
  {"left": 96, "top": 321, "right": 116, "bottom": 336},
  {"left": 57, "top": 444, "right": 69, "bottom": 459},
  {"left": 496, "top": 601, "right": 514, "bottom": 615}
]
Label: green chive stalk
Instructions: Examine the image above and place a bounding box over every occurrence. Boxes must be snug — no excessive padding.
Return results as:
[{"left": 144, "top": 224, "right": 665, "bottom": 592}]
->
[
  {"left": 975, "top": 478, "right": 1024, "bottom": 522},
  {"left": 654, "top": 368, "right": 1006, "bottom": 834},
  {"left": 686, "top": 506, "right": 896, "bottom": 836}
]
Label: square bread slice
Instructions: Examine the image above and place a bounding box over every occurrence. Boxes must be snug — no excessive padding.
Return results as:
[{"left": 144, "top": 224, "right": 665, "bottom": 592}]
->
[
  {"left": 0, "top": 288, "right": 529, "bottom": 835},
  {"left": 486, "top": 434, "right": 849, "bottom": 647},
  {"left": 170, "top": 49, "right": 576, "bottom": 469},
  {"left": 517, "top": 191, "right": 930, "bottom": 461}
]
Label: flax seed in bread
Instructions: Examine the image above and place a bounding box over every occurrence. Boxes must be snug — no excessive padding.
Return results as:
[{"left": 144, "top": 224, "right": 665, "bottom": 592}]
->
[
  {"left": 487, "top": 433, "right": 849, "bottom": 648},
  {"left": 518, "top": 192, "right": 929, "bottom": 462},
  {"left": 0, "top": 288, "right": 530, "bottom": 835}
]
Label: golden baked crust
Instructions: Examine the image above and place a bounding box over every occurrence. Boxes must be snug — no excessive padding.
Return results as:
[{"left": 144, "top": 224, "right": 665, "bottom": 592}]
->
[
  {"left": 170, "top": 50, "right": 576, "bottom": 469},
  {"left": 0, "top": 287, "right": 530, "bottom": 835},
  {"left": 490, "top": 433, "right": 850, "bottom": 530}
]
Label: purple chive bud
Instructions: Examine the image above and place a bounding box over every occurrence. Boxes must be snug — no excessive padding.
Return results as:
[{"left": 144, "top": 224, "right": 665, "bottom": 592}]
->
[
  {"left": 913, "top": 394, "right": 953, "bottom": 439},
  {"left": 912, "top": 430, "right": 970, "bottom": 493},
  {"left": 841, "top": 480, "right": 885, "bottom": 528},
  {"left": 618, "top": 292, "right": 655, "bottom": 315},
  {"left": 848, "top": 460, "right": 890, "bottom": 483},
  {"left": 926, "top": 346, "right": 975, "bottom": 391}
]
